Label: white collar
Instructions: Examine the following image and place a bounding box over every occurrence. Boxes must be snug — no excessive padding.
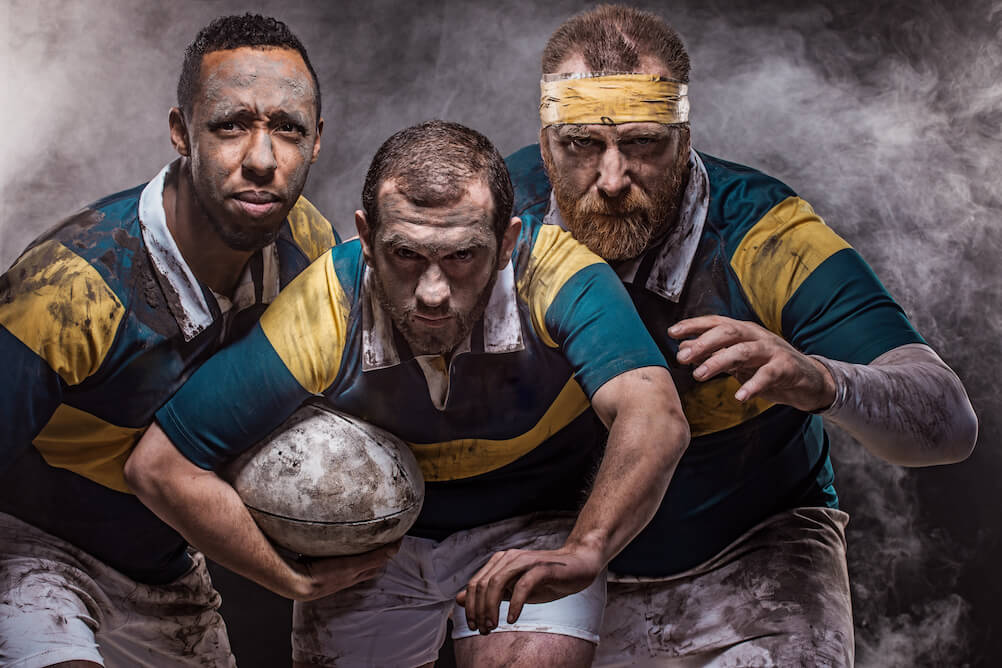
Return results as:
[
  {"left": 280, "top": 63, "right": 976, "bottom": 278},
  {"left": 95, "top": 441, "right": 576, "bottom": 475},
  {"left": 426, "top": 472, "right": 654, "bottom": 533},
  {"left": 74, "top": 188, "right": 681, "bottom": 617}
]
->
[
  {"left": 544, "top": 148, "right": 709, "bottom": 302},
  {"left": 138, "top": 161, "right": 280, "bottom": 341},
  {"left": 360, "top": 259, "right": 524, "bottom": 373}
]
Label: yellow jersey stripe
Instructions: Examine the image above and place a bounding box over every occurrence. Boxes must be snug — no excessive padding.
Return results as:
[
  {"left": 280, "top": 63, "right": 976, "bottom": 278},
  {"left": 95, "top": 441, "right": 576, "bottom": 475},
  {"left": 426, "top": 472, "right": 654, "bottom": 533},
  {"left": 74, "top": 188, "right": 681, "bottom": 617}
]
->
[
  {"left": 260, "top": 252, "right": 349, "bottom": 394},
  {"left": 0, "top": 240, "right": 125, "bottom": 385},
  {"left": 411, "top": 378, "right": 590, "bottom": 481},
  {"left": 729, "top": 197, "right": 850, "bottom": 335},
  {"left": 682, "top": 375, "right": 774, "bottom": 437},
  {"left": 34, "top": 403, "right": 142, "bottom": 493},
  {"left": 517, "top": 225, "right": 604, "bottom": 348},
  {"left": 287, "top": 196, "right": 338, "bottom": 262}
]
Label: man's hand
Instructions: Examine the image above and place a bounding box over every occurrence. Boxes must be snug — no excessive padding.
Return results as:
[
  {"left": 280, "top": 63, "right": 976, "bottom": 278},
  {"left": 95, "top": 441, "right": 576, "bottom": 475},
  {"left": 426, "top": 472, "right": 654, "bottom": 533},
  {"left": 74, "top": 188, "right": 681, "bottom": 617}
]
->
[
  {"left": 456, "top": 541, "right": 603, "bottom": 634},
  {"left": 670, "top": 315, "right": 836, "bottom": 412},
  {"left": 285, "top": 542, "right": 399, "bottom": 601}
]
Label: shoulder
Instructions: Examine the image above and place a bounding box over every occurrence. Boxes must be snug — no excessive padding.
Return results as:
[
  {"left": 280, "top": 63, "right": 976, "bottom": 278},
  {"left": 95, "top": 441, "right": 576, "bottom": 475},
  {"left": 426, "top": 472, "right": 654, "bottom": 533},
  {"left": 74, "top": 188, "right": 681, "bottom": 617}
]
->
[
  {"left": 506, "top": 144, "right": 551, "bottom": 218},
  {"left": 0, "top": 186, "right": 145, "bottom": 384},
  {"left": 699, "top": 152, "right": 800, "bottom": 251},
  {"left": 283, "top": 195, "right": 341, "bottom": 263}
]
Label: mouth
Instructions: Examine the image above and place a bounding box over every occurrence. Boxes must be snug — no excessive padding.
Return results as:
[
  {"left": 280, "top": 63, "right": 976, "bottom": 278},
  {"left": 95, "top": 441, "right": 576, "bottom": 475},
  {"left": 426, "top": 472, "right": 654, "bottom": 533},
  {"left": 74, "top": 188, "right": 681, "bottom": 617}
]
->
[
  {"left": 232, "top": 191, "right": 282, "bottom": 218},
  {"left": 412, "top": 314, "right": 453, "bottom": 328}
]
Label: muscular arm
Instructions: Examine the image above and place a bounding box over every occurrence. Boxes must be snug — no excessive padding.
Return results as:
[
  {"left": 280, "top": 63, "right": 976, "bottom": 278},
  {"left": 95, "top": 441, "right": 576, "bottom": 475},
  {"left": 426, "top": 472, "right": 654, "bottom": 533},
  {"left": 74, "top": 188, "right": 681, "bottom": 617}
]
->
[
  {"left": 567, "top": 365, "right": 688, "bottom": 565},
  {"left": 813, "top": 343, "right": 977, "bottom": 466},
  {"left": 124, "top": 423, "right": 395, "bottom": 601},
  {"left": 672, "top": 316, "right": 977, "bottom": 466},
  {"left": 459, "top": 365, "right": 689, "bottom": 632}
]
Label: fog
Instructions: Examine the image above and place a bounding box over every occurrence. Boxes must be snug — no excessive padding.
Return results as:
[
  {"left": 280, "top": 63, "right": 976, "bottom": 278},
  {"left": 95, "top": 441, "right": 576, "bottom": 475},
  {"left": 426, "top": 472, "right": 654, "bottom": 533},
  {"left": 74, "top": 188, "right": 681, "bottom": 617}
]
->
[{"left": 3, "top": 1, "right": 999, "bottom": 665}]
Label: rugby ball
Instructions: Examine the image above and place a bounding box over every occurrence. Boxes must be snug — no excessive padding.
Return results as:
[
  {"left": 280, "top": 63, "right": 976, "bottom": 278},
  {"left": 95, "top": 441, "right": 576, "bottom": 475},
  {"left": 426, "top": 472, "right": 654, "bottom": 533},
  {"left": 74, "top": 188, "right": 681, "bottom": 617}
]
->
[{"left": 223, "top": 403, "right": 424, "bottom": 556}]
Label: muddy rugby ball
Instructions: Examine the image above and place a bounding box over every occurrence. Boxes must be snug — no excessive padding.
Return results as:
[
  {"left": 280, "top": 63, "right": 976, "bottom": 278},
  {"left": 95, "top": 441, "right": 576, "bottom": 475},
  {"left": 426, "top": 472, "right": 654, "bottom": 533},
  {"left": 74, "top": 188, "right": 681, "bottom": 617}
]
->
[{"left": 224, "top": 403, "right": 424, "bottom": 556}]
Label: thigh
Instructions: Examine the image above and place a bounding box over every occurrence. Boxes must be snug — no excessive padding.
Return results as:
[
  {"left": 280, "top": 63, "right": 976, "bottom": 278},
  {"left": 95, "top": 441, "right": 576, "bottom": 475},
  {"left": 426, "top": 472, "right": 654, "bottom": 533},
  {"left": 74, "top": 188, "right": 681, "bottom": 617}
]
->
[
  {"left": 596, "top": 507, "right": 854, "bottom": 668},
  {"left": 449, "top": 513, "right": 606, "bottom": 667},
  {"left": 98, "top": 552, "right": 235, "bottom": 668},
  {"left": 454, "top": 631, "right": 595, "bottom": 668},
  {"left": 292, "top": 536, "right": 453, "bottom": 667},
  {"left": 0, "top": 553, "right": 106, "bottom": 668}
]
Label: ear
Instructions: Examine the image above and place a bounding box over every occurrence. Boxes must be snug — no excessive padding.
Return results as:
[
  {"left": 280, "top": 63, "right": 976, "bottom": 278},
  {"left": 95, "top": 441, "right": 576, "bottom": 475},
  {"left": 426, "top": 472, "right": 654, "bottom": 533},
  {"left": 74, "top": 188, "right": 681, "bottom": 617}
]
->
[
  {"left": 311, "top": 117, "right": 324, "bottom": 164},
  {"left": 497, "top": 216, "right": 522, "bottom": 270},
  {"left": 355, "top": 209, "right": 374, "bottom": 263},
  {"left": 168, "top": 107, "right": 190, "bottom": 157}
]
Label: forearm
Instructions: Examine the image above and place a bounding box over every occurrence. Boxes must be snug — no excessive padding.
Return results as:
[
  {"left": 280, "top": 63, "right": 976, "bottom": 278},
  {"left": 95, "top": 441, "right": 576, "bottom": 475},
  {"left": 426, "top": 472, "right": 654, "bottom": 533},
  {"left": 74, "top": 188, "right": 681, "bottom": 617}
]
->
[
  {"left": 568, "top": 370, "right": 689, "bottom": 564},
  {"left": 812, "top": 344, "right": 978, "bottom": 466},
  {"left": 125, "top": 426, "right": 311, "bottom": 599}
]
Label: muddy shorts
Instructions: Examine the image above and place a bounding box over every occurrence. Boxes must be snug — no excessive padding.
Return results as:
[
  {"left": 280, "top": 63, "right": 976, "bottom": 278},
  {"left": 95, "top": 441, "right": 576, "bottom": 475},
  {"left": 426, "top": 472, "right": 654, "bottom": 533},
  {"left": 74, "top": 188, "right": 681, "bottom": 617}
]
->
[
  {"left": 293, "top": 512, "right": 606, "bottom": 666},
  {"left": 595, "top": 507, "right": 853, "bottom": 668},
  {"left": 0, "top": 512, "right": 235, "bottom": 668}
]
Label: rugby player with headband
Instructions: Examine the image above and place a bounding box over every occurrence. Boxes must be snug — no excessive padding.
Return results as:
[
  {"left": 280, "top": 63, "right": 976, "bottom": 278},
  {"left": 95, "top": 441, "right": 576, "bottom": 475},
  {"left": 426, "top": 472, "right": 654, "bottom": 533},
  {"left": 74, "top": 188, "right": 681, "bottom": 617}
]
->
[{"left": 506, "top": 5, "right": 978, "bottom": 666}]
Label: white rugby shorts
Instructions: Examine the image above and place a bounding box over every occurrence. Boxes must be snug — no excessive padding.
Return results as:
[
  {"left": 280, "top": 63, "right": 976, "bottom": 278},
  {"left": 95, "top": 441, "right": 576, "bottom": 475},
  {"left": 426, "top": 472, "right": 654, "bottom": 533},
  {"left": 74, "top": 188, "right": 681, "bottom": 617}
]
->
[
  {"left": 0, "top": 512, "right": 235, "bottom": 668},
  {"left": 293, "top": 512, "right": 606, "bottom": 666}
]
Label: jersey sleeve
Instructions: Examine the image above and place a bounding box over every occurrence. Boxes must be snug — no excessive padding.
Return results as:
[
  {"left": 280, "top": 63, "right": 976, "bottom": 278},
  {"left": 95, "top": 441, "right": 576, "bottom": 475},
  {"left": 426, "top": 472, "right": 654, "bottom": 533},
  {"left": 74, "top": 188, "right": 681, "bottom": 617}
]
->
[
  {"left": 155, "top": 250, "right": 352, "bottom": 470},
  {"left": 519, "top": 224, "right": 668, "bottom": 397},
  {"left": 729, "top": 196, "right": 925, "bottom": 363},
  {"left": 0, "top": 240, "right": 126, "bottom": 471},
  {"left": 286, "top": 195, "right": 341, "bottom": 262}
]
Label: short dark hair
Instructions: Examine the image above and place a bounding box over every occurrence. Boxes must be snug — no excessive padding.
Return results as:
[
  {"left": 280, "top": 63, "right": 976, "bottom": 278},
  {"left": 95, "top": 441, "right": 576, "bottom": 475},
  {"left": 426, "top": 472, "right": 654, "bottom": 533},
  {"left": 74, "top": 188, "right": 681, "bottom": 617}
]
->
[
  {"left": 361, "top": 121, "right": 514, "bottom": 244},
  {"left": 542, "top": 4, "right": 690, "bottom": 82},
  {"left": 177, "top": 14, "right": 321, "bottom": 121}
]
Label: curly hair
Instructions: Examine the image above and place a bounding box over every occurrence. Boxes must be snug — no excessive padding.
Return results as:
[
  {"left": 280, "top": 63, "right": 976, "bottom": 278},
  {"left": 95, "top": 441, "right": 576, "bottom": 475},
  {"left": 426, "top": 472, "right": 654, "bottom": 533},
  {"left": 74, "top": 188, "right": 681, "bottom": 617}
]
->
[
  {"left": 177, "top": 13, "right": 321, "bottom": 121},
  {"left": 542, "top": 4, "right": 690, "bottom": 82},
  {"left": 361, "top": 121, "right": 514, "bottom": 244}
]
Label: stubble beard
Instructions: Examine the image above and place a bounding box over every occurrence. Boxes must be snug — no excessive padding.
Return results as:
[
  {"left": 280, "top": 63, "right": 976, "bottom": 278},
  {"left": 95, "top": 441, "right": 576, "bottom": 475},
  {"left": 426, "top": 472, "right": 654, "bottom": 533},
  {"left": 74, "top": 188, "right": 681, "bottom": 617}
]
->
[
  {"left": 371, "top": 259, "right": 499, "bottom": 357},
  {"left": 189, "top": 169, "right": 283, "bottom": 253}
]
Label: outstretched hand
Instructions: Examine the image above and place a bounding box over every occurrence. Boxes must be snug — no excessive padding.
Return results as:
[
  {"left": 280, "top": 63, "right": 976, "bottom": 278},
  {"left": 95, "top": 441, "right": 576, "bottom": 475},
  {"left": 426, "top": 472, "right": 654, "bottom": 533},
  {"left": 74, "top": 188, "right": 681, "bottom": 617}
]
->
[
  {"left": 456, "top": 544, "right": 603, "bottom": 634},
  {"left": 670, "top": 315, "right": 836, "bottom": 413}
]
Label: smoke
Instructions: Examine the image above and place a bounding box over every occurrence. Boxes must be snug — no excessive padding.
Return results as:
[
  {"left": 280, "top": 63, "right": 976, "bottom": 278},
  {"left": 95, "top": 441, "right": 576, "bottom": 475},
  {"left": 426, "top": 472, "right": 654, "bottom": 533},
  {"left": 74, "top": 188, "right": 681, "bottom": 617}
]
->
[{"left": 2, "top": 0, "right": 999, "bottom": 665}]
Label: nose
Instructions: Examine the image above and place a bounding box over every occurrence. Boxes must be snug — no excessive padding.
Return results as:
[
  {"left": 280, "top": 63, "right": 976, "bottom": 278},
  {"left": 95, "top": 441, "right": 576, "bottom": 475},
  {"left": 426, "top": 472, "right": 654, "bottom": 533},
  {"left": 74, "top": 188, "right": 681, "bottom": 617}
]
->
[
  {"left": 595, "top": 147, "right": 631, "bottom": 199},
  {"left": 243, "top": 129, "right": 278, "bottom": 178},
  {"left": 415, "top": 263, "right": 450, "bottom": 310}
]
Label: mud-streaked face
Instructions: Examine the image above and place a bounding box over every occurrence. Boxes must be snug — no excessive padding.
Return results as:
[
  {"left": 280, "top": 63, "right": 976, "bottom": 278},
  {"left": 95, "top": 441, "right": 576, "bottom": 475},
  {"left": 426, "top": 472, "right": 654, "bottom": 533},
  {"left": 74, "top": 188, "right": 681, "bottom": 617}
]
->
[
  {"left": 174, "top": 46, "right": 322, "bottom": 251},
  {"left": 357, "top": 178, "right": 519, "bottom": 357},
  {"left": 540, "top": 54, "right": 689, "bottom": 261}
]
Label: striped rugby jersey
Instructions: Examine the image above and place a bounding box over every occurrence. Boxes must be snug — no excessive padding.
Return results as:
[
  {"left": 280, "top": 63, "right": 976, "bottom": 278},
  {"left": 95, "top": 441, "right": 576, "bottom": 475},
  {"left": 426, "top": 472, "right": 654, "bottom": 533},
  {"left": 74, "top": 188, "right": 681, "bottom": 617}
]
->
[
  {"left": 507, "top": 144, "right": 925, "bottom": 576},
  {"left": 157, "top": 215, "right": 668, "bottom": 539},
  {"left": 0, "top": 161, "right": 339, "bottom": 583}
]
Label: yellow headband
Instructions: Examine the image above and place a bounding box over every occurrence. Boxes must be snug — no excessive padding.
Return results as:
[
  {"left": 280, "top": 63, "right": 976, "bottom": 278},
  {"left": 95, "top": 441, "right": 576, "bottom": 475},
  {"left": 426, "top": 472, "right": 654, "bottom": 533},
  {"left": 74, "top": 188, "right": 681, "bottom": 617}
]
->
[{"left": 539, "top": 73, "right": 689, "bottom": 127}]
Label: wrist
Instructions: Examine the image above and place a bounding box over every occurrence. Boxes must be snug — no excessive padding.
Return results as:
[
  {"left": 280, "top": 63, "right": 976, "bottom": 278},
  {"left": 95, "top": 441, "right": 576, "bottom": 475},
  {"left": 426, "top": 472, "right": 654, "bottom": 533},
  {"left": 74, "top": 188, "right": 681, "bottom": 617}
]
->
[
  {"left": 563, "top": 529, "right": 612, "bottom": 566},
  {"left": 807, "top": 355, "right": 841, "bottom": 414}
]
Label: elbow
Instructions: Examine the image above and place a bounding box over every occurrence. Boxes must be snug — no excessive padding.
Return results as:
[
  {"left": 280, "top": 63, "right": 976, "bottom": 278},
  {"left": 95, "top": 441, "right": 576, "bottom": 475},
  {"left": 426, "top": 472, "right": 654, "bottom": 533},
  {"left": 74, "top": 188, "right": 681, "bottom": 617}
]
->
[
  {"left": 942, "top": 405, "right": 979, "bottom": 464},
  {"left": 123, "top": 431, "right": 161, "bottom": 497}
]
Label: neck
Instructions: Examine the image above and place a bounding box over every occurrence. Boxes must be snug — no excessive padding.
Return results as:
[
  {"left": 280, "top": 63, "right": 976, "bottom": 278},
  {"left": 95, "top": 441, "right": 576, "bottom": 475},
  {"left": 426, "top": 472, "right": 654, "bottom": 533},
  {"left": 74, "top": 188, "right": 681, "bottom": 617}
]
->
[{"left": 164, "top": 160, "right": 256, "bottom": 297}]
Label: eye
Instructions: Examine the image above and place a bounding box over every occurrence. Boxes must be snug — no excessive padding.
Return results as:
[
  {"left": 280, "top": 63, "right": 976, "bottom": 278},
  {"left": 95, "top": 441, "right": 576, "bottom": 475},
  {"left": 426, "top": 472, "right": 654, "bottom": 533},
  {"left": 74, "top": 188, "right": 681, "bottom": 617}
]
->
[
  {"left": 448, "top": 249, "right": 474, "bottom": 261},
  {"left": 276, "top": 122, "right": 305, "bottom": 135},
  {"left": 394, "top": 247, "right": 420, "bottom": 261},
  {"left": 211, "top": 121, "right": 242, "bottom": 135},
  {"left": 571, "top": 137, "right": 594, "bottom": 148}
]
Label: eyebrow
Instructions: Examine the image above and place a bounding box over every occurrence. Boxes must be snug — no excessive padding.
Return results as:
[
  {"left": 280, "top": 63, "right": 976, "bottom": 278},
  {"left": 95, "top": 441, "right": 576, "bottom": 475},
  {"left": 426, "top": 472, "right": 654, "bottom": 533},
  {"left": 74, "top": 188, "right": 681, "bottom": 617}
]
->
[
  {"left": 380, "top": 232, "right": 490, "bottom": 255},
  {"left": 554, "top": 125, "right": 593, "bottom": 140},
  {"left": 206, "top": 107, "right": 310, "bottom": 128}
]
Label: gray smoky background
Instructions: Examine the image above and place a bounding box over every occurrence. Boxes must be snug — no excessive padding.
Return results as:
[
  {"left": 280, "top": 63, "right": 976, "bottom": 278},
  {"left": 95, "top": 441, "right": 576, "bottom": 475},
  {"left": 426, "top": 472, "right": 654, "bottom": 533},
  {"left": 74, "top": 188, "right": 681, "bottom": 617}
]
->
[{"left": 2, "top": 0, "right": 1000, "bottom": 665}]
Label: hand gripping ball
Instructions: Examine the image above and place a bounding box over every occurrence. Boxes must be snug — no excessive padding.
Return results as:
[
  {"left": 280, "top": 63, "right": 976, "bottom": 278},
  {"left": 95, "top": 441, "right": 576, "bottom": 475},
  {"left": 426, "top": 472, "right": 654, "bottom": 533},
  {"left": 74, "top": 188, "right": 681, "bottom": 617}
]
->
[{"left": 224, "top": 403, "right": 424, "bottom": 556}]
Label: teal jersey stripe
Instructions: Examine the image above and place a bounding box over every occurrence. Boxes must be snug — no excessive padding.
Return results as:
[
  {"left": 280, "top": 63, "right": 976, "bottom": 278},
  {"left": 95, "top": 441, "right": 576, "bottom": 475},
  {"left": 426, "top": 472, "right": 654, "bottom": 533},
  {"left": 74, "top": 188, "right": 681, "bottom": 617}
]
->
[
  {"left": 782, "top": 248, "right": 925, "bottom": 364},
  {"left": 547, "top": 263, "right": 668, "bottom": 397},
  {"left": 700, "top": 152, "right": 796, "bottom": 258},
  {"left": 156, "top": 323, "right": 311, "bottom": 471}
]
